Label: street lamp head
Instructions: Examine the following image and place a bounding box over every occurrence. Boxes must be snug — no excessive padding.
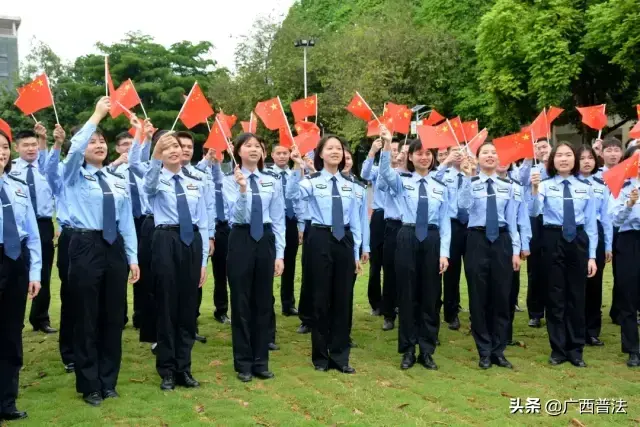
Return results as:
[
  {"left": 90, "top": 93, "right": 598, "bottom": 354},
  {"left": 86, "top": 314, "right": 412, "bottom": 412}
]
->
[
  {"left": 294, "top": 39, "right": 316, "bottom": 48},
  {"left": 411, "top": 105, "right": 426, "bottom": 113}
]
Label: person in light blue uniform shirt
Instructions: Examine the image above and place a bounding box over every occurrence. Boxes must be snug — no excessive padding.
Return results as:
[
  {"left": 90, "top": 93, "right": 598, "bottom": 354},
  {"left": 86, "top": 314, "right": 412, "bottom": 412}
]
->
[
  {"left": 378, "top": 131, "right": 450, "bottom": 371},
  {"left": 222, "top": 133, "right": 285, "bottom": 382},
  {"left": 530, "top": 141, "right": 597, "bottom": 368},
  {"left": 144, "top": 130, "right": 209, "bottom": 391},
  {"left": 12, "top": 127, "right": 56, "bottom": 334},
  {"left": 287, "top": 135, "right": 362, "bottom": 374},
  {"left": 294, "top": 158, "right": 315, "bottom": 335},
  {"left": 459, "top": 141, "right": 521, "bottom": 370},
  {"left": 62, "top": 97, "right": 139, "bottom": 406},
  {"left": 0, "top": 125, "right": 42, "bottom": 422}
]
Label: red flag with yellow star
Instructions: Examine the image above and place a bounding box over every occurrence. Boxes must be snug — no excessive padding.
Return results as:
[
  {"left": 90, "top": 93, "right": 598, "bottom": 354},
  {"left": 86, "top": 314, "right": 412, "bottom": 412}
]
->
[
  {"left": 290, "top": 95, "right": 317, "bottom": 122},
  {"left": 346, "top": 92, "right": 373, "bottom": 122},
  {"left": 603, "top": 151, "right": 640, "bottom": 198},
  {"left": 241, "top": 112, "right": 258, "bottom": 133},
  {"left": 0, "top": 118, "right": 12, "bottom": 142},
  {"left": 14, "top": 74, "right": 54, "bottom": 115},
  {"left": 577, "top": 104, "right": 607, "bottom": 130},
  {"left": 218, "top": 111, "right": 237, "bottom": 129},
  {"left": 467, "top": 128, "right": 488, "bottom": 156},
  {"left": 422, "top": 109, "right": 446, "bottom": 126},
  {"left": 367, "top": 115, "right": 395, "bottom": 136},
  {"left": 178, "top": 83, "right": 214, "bottom": 129},
  {"left": 294, "top": 121, "right": 320, "bottom": 136},
  {"left": 448, "top": 116, "right": 465, "bottom": 143},
  {"left": 110, "top": 79, "right": 141, "bottom": 119},
  {"left": 204, "top": 118, "right": 230, "bottom": 153},
  {"left": 462, "top": 120, "right": 479, "bottom": 141},
  {"left": 294, "top": 131, "right": 321, "bottom": 155},
  {"left": 255, "top": 97, "right": 288, "bottom": 131},
  {"left": 417, "top": 123, "right": 458, "bottom": 150},
  {"left": 393, "top": 105, "right": 412, "bottom": 135},
  {"left": 494, "top": 131, "right": 534, "bottom": 166},
  {"left": 215, "top": 113, "right": 233, "bottom": 138},
  {"left": 279, "top": 127, "right": 294, "bottom": 148}
]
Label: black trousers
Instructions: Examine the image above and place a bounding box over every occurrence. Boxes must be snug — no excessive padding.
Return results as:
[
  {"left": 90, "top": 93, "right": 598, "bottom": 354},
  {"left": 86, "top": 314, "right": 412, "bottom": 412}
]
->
[
  {"left": 212, "top": 222, "right": 230, "bottom": 318},
  {"left": 69, "top": 232, "right": 128, "bottom": 394},
  {"left": 298, "top": 220, "right": 312, "bottom": 325},
  {"left": 464, "top": 229, "right": 512, "bottom": 358},
  {"left": 527, "top": 215, "right": 546, "bottom": 320},
  {"left": 382, "top": 219, "right": 402, "bottom": 321},
  {"left": 308, "top": 227, "right": 355, "bottom": 369},
  {"left": 0, "top": 243, "right": 29, "bottom": 413},
  {"left": 585, "top": 221, "right": 605, "bottom": 340},
  {"left": 57, "top": 227, "right": 74, "bottom": 365},
  {"left": 543, "top": 228, "right": 588, "bottom": 362},
  {"left": 29, "top": 218, "right": 54, "bottom": 328},
  {"left": 138, "top": 216, "right": 156, "bottom": 343},
  {"left": 281, "top": 217, "right": 299, "bottom": 312},
  {"left": 441, "top": 218, "right": 467, "bottom": 323},
  {"left": 396, "top": 226, "right": 441, "bottom": 356},
  {"left": 614, "top": 231, "right": 640, "bottom": 354},
  {"left": 367, "top": 209, "right": 385, "bottom": 311},
  {"left": 507, "top": 264, "right": 521, "bottom": 343},
  {"left": 610, "top": 227, "right": 620, "bottom": 323},
  {"left": 228, "top": 225, "right": 275, "bottom": 374},
  {"left": 154, "top": 229, "right": 202, "bottom": 378}
]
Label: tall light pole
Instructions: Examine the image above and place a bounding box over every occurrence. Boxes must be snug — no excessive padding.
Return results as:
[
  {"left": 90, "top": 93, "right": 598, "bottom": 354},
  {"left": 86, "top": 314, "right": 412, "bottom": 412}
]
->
[{"left": 294, "top": 39, "right": 315, "bottom": 98}]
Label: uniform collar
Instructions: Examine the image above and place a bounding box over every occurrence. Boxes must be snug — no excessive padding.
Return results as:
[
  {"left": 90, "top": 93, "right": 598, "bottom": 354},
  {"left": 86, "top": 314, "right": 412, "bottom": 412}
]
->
[
  {"left": 411, "top": 172, "right": 429, "bottom": 182},
  {"left": 85, "top": 163, "right": 105, "bottom": 176},
  {"left": 478, "top": 171, "right": 498, "bottom": 183},
  {"left": 553, "top": 174, "right": 575, "bottom": 185},
  {"left": 241, "top": 166, "right": 261, "bottom": 178},
  {"left": 320, "top": 168, "right": 341, "bottom": 182},
  {"left": 161, "top": 167, "right": 186, "bottom": 180},
  {"left": 270, "top": 164, "right": 289, "bottom": 174},
  {"left": 15, "top": 157, "right": 37, "bottom": 169}
]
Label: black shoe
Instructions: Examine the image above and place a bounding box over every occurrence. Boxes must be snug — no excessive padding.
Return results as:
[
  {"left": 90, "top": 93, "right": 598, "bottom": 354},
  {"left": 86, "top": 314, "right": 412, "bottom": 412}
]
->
[
  {"left": 176, "top": 372, "right": 200, "bottom": 388},
  {"left": 34, "top": 324, "right": 57, "bottom": 334},
  {"left": 83, "top": 391, "right": 103, "bottom": 406},
  {"left": 253, "top": 370, "right": 275, "bottom": 380},
  {"left": 160, "top": 374, "right": 175, "bottom": 391},
  {"left": 570, "top": 359, "right": 587, "bottom": 368},
  {"left": 339, "top": 365, "right": 356, "bottom": 374},
  {"left": 282, "top": 307, "right": 298, "bottom": 316},
  {"left": 64, "top": 363, "right": 75, "bottom": 373},
  {"left": 151, "top": 343, "right": 158, "bottom": 355},
  {"left": 549, "top": 356, "right": 567, "bottom": 366},
  {"left": 215, "top": 314, "right": 231, "bottom": 325},
  {"left": 491, "top": 355, "right": 513, "bottom": 369},
  {"left": 1, "top": 410, "right": 28, "bottom": 421},
  {"left": 479, "top": 357, "right": 492, "bottom": 369},
  {"left": 382, "top": 319, "right": 395, "bottom": 331},
  {"left": 314, "top": 365, "right": 328, "bottom": 372},
  {"left": 370, "top": 308, "right": 381, "bottom": 316},
  {"left": 528, "top": 318, "right": 541, "bottom": 328},
  {"left": 448, "top": 317, "right": 460, "bottom": 331},
  {"left": 400, "top": 353, "right": 416, "bottom": 370},
  {"left": 237, "top": 372, "right": 253, "bottom": 382},
  {"left": 587, "top": 337, "right": 604, "bottom": 346},
  {"left": 268, "top": 343, "right": 279, "bottom": 351},
  {"left": 627, "top": 353, "right": 640, "bottom": 368},
  {"left": 418, "top": 354, "right": 438, "bottom": 370},
  {"left": 194, "top": 334, "right": 207, "bottom": 344},
  {"left": 102, "top": 389, "right": 119, "bottom": 399},
  {"left": 297, "top": 323, "right": 311, "bottom": 334}
]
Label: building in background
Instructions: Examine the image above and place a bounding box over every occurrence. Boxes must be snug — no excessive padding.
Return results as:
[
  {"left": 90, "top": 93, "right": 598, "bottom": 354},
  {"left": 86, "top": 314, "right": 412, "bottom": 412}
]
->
[{"left": 0, "top": 16, "right": 20, "bottom": 90}]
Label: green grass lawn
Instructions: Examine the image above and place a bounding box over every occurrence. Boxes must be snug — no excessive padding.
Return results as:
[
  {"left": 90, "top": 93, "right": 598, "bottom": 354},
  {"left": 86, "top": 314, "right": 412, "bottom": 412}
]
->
[{"left": 12, "top": 260, "right": 639, "bottom": 426}]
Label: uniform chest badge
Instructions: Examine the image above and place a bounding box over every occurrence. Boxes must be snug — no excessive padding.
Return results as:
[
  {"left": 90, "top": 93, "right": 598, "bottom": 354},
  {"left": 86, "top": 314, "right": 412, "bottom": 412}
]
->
[
  {"left": 446, "top": 178, "right": 454, "bottom": 183},
  {"left": 403, "top": 185, "right": 414, "bottom": 191},
  {"left": 549, "top": 186, "right": 559, "bottom": 191},
  {"left": 84, "top": 174, "right": 96, "bottom": 181},
  {"left": 473, "top": 185, "right": 484, "bottom": 192},
  {"left": 261, "top": 182, "right": 274, "bottom": 187},
  {"left": 497, "top": 188, "right": 509, "bottom": 193},
  {"left": 315, "top": 184, "right": 327, "bottom": 189},
  {"left": 186, "top": 184, "right": 198, "bottom": 191},
  {"left": 114, "top": 183, "right": 126, "bottom": 190},
  {"left": 160, "top": 179, "right": 170, "bottom": 186},
  {"left": 15, "top": 189, "right": 27, "bottom": 198},
  {"left": 593, "top": 188, "right": 603, "bottom": 194},
  {"left": 341, "top": 186, "right": 352, "bottom": 192},
  {"left": 10, "top": 171, "right": 20, "bottom": 176},
  {"left": 575, "top": 189, "right": 587, "bottom": 194},
  {"left": 432, "top": 188, "right": 444, "bottom": 195}
]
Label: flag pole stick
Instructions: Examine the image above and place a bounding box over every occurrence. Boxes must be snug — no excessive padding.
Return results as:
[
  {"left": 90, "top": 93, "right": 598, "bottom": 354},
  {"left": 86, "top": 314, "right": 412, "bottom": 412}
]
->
[
  {"left": 445, "top": 119, "right": 462, "bottom": 148},
  {"left": 356, "top": 91, "right": 381, "bottom": 125},
  {"left": 46, "top": 75, "right": 60, "bottom": 125},
  {"left": 314, "top": 94, "right": 318, "bottom": 125},
  {"left": 205, "top": 119, "right": 211, "bottom": 132},
  {"left": 277, "top": 96, "right": 295, "bottom": 142},
  {"left": 139, "top": 101, "right": 148, "bottom": 119},
  {"left": 171, "top": 82, "right": 197, "bottom": 131},
  {"left": 249, "top": 112, "right": 253, "bottom": 133},
  {"left": 105, "top": 55, "right": 109, "bottom": 97},
  {"left": 216, "top": 115, "right": 237, "bottom": 169},
  {"left": 116, "top": 101, "right": 134, "bottom": 117},
  {"left": 30, "top": 114, "right": 37, "bottom": 123}
]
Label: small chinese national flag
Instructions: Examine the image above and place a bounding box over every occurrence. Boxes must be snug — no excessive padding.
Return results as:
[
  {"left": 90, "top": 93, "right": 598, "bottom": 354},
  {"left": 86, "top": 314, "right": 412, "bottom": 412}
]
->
[
  {"left": 14, "top": 74, "right": 54, "bottom": 116},
  {"left": 204, "top": 118, "right": 230, "bottom": 154},
  {"left": 367, "top": 115, "right": 395, "bottom": 136},
  {"left": 179, "top": 82, "right": 214, "bottom": 129},
  {"left": 0, "top": 118, "right": 12, "bottom": 142},
  {"left": 448, "top": 116, "right": 465, "bottom": 142},
  {"left": 494, "top": 131, "right": 534, "bottom": 166},
  {"left": 294, "top": 121, "right": 320, "bottom": 136},
  {"left": 603, "top": 151, "right": 640, "bottom": 198},
  {"left": 417, "top": 123, "right": 458, "bottom": 150},
  {"left": 290, "top": 95, "right": 317, "bottom": 122},
  {"left": 294, "top": 132, "right": 321, "bottom": 155},
  {"left": 422, "top": 109, "right": 446, "bottom": 126},
  {"left": 392, "top": 104, "right": 412, "bottom": 135},
  {"left": 218, "top": 111, "right": 237, "bottom": 129},
  {"left": 241, "top": 112, "right": 258, "bottom": 133},
  {"left": 467, "top": 128, "right": 488, "bottom": 156},
  {"left": 279, "top": 127, "right": 294, "bottom": 148},
  {"left": 110, "top": 79, "right": 141, "bottom": 119},
  {"left": 255, "top": 97, "right": 288, "bottom": 131},
  {"left": 577, "top": 104, "right": 607, "bottom": 131},
  {"left": 215, "top": 113, "right": 232, "bottom": 138},
  {"left": 529, "top": 109, "right": 550, "bottom": 141},
  {"left": 462, "top": 120, "right": 479, "bottom": 141},
  {"left": 346, "top": 92, "right": 373, "bottom": 121},
  {"left": 547, "top": 106, "right": 564, "bottom": 124}
]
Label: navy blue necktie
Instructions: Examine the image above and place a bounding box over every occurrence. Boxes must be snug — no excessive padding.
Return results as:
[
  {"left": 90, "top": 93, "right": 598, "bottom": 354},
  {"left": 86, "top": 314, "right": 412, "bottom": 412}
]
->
[
  {"left": 249, "top": 174, "right": 263, "bottom": 241},
  {"left": 280, "top": 171, "right": 295, "bottom": 219},
  {"left": 1, "top": 185, "right": 21, "bottom": 260},
  {"left": 331, "top": 177, "right": 345, "bottom": 240},
  {"left": 457, "top": 173, "right": 469, "bottom": 223},
  {"left": 173, "top": 175, "right": 194, "bottom": 246},
  {"left": 562, "top": 180, "right": 577, "bottom": 242},
  {"left": 214, "top": 183, "right": 225, "bottom": 222},
  {"left": 26, "top": 164, "right": 37, "bottom": 216},
  {"left": 128, "top": 169, "right": 142, "bottom": 218},
  {"left": 485, "top": 178, "right": 499, "bottom": 242},
  {"left": 95, "top": 171, "right": 117, "bottom": 244},
  {"left": 415, "top": 178, "right": 429, "bottom": 242}
]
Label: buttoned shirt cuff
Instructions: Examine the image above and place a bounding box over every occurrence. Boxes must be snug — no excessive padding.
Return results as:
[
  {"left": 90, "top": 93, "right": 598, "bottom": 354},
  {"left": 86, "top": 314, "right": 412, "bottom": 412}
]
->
[
  {"left": 127, "top": 255, "right": 139, "bottom": 265},
  {"left": 276, "top": 249, "right": 284, "bottom": 260},
  {"left": 29, "top": 270, "right": 41, "bottom": 282}
]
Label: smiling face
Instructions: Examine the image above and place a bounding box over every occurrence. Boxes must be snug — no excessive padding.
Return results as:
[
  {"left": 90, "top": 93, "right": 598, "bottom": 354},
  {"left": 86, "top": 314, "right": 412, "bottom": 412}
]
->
[
  {"left": 238, "top": 136, "right": 263, "bottom": 167},
  {"left": 271, "top": 145, "right": 290, "bottom": 168},
  {"left": 437, "top": 148, "right": 448, "bottom": 165},
  {"left": 409, "top": 147, "right": 433, "bottom": 174},
  {"left": 115, "top": 137, "right": 133, "bottom": 155},
  {"left": 85, "top": 132, "right": 108, "bottom": 165},
  {"left": 478, "top": 143, "right": 497, "bottom": 171},
  {"left": 0, "top": 134, "right": 10, "bottom": 172},
  {"left": 553, "top": 144, "right": 575, "bottom": 174},
  {"left": 320, "top": 137, "right": 344, "bottom": 169},
  {"left": 179, "top": 137, "right": 194, "bottom": 164},
  {"left": 162, "top": 136, "right": 183, "bottom": 167}
]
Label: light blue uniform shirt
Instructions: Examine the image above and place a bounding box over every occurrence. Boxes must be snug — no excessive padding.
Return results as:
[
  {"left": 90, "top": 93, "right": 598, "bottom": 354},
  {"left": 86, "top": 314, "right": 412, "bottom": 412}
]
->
[
  {"left": 507, "top": 176, "right": 532, "bottom": 252},
  {"left": 434, "top": 164, "right": 466, "bottom": 220},
  {"left": 593, "top": 166, "right": 608, "bottom": 181},
  {"left": 1, "top": 174, "right": 42, "bottom": 281},
  {"left": 265, "top": 164, "right": 307, "bottom": 222},
  {"left": 144, "top": 159, "right": 209, "bottom": 267},
  {"left": 518, "top": 160, "right": 548, "bottom": 217},
  {"left": 458, "top": 173, "right": 521, "bottom": 255},
  {"left": 361, "top": 157, "right": 385, "bottom": 210},
  {"left": 10, "top": 157, "right": 54, "bottom": 218},
  {"left": 608, "top": 178, "right": 640, "bottom": 233},
  {"left": 585, "top": 175, "right": 613, "bottom": 252},
  {"left": 286, "top": 168, "right": 362, "bottom": 261},
  {"left": 378, "top": 151, "right": 451, "bottom": 257},
  {"left": 184, "top": 164, "right": 216, "bottom": 238},
  {"left": 222, "top": 167, "right": 286, "bottom": 259},
  {"left": 44, "top": 149, "right": 69, "bottom": 229},
  {"left": 350, "top": 178, "right": 370, "bottom": 253},
  {"left": 129, "top": 138, "right": 151, "bottom": 180},
  {"left": 110, "top": 162, "right": 152, "bottom": 218},
  {"left": 62, "top": 122, "right": 138, "bottom": 265},
  {"left": 531, "top": 175, "right": 597, "bottom": 258}
]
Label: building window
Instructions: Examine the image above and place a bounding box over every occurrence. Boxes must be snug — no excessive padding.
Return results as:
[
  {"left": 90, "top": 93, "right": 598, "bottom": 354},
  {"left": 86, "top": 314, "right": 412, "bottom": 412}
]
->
[{"left": 0, "top": 58, "right": 8, "bottom": 77}]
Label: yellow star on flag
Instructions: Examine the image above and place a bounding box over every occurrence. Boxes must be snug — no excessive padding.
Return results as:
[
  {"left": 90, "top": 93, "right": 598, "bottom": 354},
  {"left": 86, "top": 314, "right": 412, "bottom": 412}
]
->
[
  {"left": 357, "top": 101, "right": 362, "bottom": 107},
  {"left": 403, "top": 112, "right": 409, "bottom": 118},
  {"left": 522, "top": 134, "right": 530, "bottom": 140},
  {"left": 37, "top": 80, "right": 44, "bottom": 86},
  {"left": 270, "top": 103, "right": 277, "bottom": 111}
]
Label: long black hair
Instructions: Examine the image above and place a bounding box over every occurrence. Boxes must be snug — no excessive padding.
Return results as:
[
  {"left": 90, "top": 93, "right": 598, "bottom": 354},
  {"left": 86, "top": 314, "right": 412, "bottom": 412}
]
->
[
  {"left": 313, "top": 134, "right": 347, "bottom": 172},
  {"left": 547, "top": 141, "right": 579, "bottom": 177},
  {"left": 0, "top": 130, "right": 12, "bottom": 173},
  {"left": 406, "top": 139, "right": 436, "bottom": 173},
  {"left": 575, "top": 144, "right": 598, "bottom": 176},
  {"left": 233, "top": 132, "right": 265, "bottom": 170}
]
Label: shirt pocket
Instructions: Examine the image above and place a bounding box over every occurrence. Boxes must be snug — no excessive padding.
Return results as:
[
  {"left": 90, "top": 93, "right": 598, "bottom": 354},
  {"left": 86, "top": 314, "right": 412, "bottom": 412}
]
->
[
  {"left": 79, "top": 178, "right": 103, "bottom": 203},
  {"left": 572, "top": 190, "right": 590, "bottom": 213},
  {"left": 11, "top": 194, "right": 30, "bottom": 221}
]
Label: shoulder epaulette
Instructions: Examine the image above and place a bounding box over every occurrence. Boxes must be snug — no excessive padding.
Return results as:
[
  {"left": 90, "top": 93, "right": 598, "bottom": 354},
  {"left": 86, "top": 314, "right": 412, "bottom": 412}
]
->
[
  {"left": 471, "top": 176, "right": 480, "bottom": 182},
  {"left": 105, "top": 169, "right": 125, "bottom": 180},
  {"left": 541, "top": 177, "right": 551, "bottom": 182},
  {"left": 497, "top": 176, "right": 511, "bottom": 184},
  {"left": 623, "top": 180, "right": 632, "bottom": 188},
  {"left": 7, "top": 174, "right": 27, "bottom": 185},
  {"left": 510, "top": 178, "right": 522, "bottom": 186},
  {"left": 309, "top": 172, "right": 321, "bottom": 179},
  {"left": 262, "top": 170, "right": 280, "bottom": 179},
  {"left": 340, "top": 172, "right": 353, "bottom": 182},
  {"left": 444, "top": 168, "right": 451, "bottom": 174},
  {"left": 431, "top": 176, "right": 446, "bottom": 186},
  {"left": 352, "top": 179, "right": 366, "bottom": 189},
  {"left": 11, "top": 159, "right": 17, "bottom": 164},
  {"left": 576, "top": 177, "right": 590, "bottom": 186},
  {"left": 181, "top": 167, "right": 202, "bottom": 181},
  {"left": 593, "top": 177, "right": 605, "bottom": 186},
  {"left": 399, "top": 172, "right": 412, "bottom": 178}
]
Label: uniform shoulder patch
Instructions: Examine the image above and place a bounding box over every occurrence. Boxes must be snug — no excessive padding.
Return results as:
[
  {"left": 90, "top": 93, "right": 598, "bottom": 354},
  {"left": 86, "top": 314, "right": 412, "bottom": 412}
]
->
[
  {"left": 431, "top": 177, "right": 446, "bottom": 187},
  {"left": 541, "top": 177, "right": 551, "bottom": 182},
  {"left": 399, "top": 172, "right": 412, "bottom": 178},
  {"left": 593, "top": 177, "right": 605, "bottom": 186},
  {"left": 510, "top": 178, "right": 522, "bottom": 186},
  {"left": 497, "top": 176, "right": 511, "bottom": 184},
  {"left": 470, "top": 176, "right": 480, "bottom": 182},
  {"left": 105, "top": 169, "right": 125, "bottom": 180},
  {"left": 262, "top": 170, "right": 280, "bottom": 179},
  {"left": 309, "top": 172, "right": 321, "bottom": 179},
  {"left": 340, "top": 172, "right": 353, "bottom": 182},
  {"left": 181, "top": 167, "right": 202, "bottom": 181},
  {"left": 576, "top": 177, "right": 590, "bottom": 186},
  {"left": 7, "top": 174, "right": 27, "bottom": 186}
]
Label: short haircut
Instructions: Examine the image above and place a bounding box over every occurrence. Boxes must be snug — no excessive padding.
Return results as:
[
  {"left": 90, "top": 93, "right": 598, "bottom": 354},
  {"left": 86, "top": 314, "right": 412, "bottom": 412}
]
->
[
  {"left": 115, "top": 132, "right": 132, "bottom": 145},
  {"left": 602, "top": 136, "right": 623, "bottom": 150},
  {"left": 546, "top": 141, "right": 579, "bottom": 177},
  {"left": 14, "top": 130, "right": 37, "bottom": 143},
  {"left": 175, "top": 131, "right": 194, "bottom": 143}
]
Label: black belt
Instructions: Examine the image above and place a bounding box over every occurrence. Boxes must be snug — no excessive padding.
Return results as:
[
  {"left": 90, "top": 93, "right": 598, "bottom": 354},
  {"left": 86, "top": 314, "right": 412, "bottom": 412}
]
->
[
  {"left": 451, "top": 218, "right": 468, "bottom": 226},
  {"left": 216, "top": 220, "right": 229, "bottom": 227},
  {"left": 544, "top": 225, "right": 584, "bottom": 232},
  {"left": 373, "top": 208, "right": 384, "bottom": 213},
  {"left": 37, "top": 217, "right": 53, "bottom": 222},
  {"left": 140, "top": 214, "right": 153, "bottom": 220},
  {"left": 156, "top": 224, "right": 200, "bottom": 231},
  {"left": 386, "top": 218, "right": 402, "bottom": 224},
  {"left": 72, "top": 228, "right": 102, "bottom": 234},
  {"left": 469, "top": 226, "right": 508, "bottom": 233},
  {"left": 311, "top": 224, "right": 351, "bottom": 231},
  {"left": 232, "top": 223, "right": 273, "bottom": 231},
  {"left": 402, "top": 224, "right": 439, "bottom": 230}
]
